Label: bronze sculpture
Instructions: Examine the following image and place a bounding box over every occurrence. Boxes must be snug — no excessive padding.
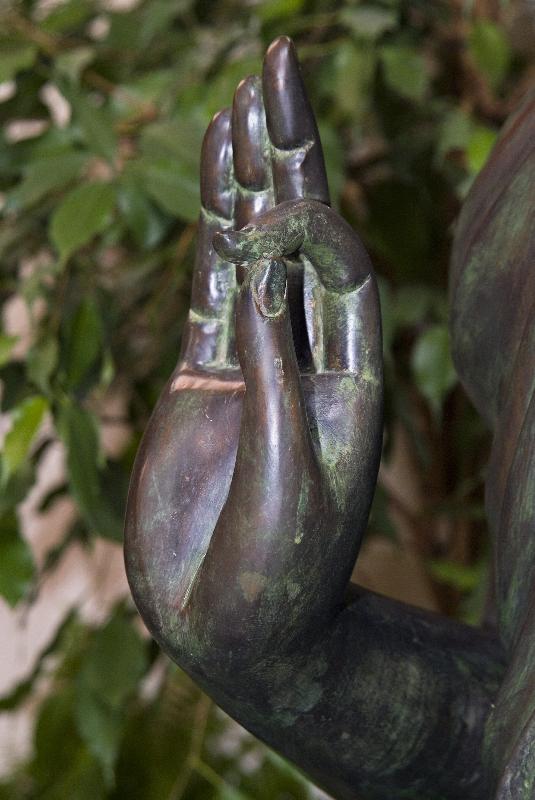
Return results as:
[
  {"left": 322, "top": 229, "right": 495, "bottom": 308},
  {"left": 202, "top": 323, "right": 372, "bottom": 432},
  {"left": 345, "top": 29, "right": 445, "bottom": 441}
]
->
[{"left": 124, "top": 36, "right": 535, "bottom": 799}]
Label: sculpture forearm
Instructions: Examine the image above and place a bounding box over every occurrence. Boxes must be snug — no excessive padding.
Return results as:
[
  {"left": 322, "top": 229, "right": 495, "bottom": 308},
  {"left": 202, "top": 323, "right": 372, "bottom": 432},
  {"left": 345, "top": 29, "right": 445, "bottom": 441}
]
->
[
  {"left": 135, "top": 556, "right": 504, "bottom": 800},
  {"left": 126, "top": 432, "right": 504, "bottom": 800}
]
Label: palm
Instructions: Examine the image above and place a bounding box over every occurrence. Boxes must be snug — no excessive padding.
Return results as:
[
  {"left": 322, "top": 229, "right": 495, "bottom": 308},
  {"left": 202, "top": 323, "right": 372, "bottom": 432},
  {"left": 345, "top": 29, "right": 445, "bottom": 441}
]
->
[{"left": 125, "top": 38, "right": 382, "bottom": 652}]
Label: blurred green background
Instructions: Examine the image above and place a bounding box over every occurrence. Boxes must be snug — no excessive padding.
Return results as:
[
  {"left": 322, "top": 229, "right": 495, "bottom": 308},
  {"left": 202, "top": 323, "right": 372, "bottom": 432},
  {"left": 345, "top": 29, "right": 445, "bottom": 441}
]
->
[{"left": 0, "top": 0, "right": 533, "bottom": 798}]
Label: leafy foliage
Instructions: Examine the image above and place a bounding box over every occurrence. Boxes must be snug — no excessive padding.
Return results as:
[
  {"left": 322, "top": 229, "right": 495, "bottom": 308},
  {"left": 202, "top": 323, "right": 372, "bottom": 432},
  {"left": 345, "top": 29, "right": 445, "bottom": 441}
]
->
[
  {"left": 0, "top": 510, "right": 34, "bottom": 606},
  {"left": 0, "top": 0, "right": 531, "bottom": 797}
]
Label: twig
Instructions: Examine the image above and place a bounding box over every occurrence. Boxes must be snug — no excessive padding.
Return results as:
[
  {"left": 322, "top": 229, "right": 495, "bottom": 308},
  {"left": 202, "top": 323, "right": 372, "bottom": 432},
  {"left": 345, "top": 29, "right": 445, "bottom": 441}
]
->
[
  {"left": 6, "top": 11, "right": 59, "bottom": 56},
  {"left": 191, "top": 758, "right": 251, "bottom": 799},
  {"left": 167, "top": 692, "right": 212, "bottom": 800}
]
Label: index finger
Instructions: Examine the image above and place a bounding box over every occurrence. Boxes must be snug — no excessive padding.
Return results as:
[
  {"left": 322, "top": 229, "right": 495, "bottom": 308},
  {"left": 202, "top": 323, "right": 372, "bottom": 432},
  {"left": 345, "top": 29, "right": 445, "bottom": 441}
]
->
[
  {"left": 262, "top": 36, "right": 329, "bottom": 206},
  {"left": 181, "top": 109, "right": 237, "bottom": 368}
]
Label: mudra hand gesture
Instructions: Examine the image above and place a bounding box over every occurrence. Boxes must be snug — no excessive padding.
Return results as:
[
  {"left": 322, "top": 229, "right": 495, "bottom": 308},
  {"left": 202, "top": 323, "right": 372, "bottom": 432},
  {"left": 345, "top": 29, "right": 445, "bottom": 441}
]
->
[{"left": 125, "top": 37, "right": 503, "bottom": 800}]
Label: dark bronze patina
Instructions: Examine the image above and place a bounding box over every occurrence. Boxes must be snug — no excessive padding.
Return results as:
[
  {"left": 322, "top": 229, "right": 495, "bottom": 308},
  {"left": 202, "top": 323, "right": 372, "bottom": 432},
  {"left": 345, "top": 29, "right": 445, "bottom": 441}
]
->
[{"left": 124, "top": 36, "right": 535, "bottom": 800}]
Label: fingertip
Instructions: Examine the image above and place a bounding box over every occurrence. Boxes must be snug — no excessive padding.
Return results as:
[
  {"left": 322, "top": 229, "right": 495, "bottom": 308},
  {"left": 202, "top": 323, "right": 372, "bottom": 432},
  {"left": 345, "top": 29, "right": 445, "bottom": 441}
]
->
[
  {"left": 263, "top": 36, "right": 304, "bottom": 150},
  {"left": 250, "top": 259, "right": 287, "bottom": 318},
  {"left": 211, "top": 106, "right": 232, "bottom": 131},
  {"left": 263, "top": 37, "right": 330, "bottom": 205},
  {"left": 265, "top": 35, "right": 296, "bottom": 67},
  {"left": 264, "top": 36, "right": 296, "bottom": 89},
  {"left": 267, "top": 34, "right": 293, "bottom": 49},
  {"left": 232, "top": 74, "right": 270, "bottom": 191},
  {"left": 233, "top": 75, "right": 261, "bottom": 117},
  {"left": 213, "top": 230, "right": 242, "bottom": 262},
  {"left": 233, "top": 75, "right": 261, "bottom": 119},
  {"left": 200, "top": 107, "right": 234, "bottom": 219}
]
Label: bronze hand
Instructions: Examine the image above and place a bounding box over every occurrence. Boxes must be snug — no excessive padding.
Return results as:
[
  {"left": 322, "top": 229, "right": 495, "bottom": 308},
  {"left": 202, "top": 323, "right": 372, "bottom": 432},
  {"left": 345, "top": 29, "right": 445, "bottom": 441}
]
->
[{"left": 125, "top": 37, "right": 504, "bottom": 800}]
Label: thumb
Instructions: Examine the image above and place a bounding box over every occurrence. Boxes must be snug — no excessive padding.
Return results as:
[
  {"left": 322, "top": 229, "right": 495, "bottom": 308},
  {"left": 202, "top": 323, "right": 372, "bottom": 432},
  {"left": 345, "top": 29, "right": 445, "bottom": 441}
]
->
[
  {"left": 232, "top": 257, "right": 320, "bottom": 508},
  {"left": 235, "top": 258, "right": 301, "bottom": 405}
]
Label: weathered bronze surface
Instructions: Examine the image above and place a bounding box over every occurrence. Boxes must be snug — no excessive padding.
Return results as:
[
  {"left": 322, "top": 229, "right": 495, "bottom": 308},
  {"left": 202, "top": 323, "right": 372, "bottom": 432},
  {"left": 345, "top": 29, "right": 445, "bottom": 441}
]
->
[
  {"left": 450, "top": 88, "right": 535, "bottom": 799},
  {"left": 124, "top": 36, "right": 535, "bottom": 799}
]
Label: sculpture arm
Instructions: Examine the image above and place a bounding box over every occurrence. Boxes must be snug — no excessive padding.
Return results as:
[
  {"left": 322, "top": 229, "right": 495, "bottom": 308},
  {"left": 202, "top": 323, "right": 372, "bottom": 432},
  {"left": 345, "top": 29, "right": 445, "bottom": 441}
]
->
[
  {"left": 125, "top": 36, "right": 508, "bottom": 800},
  {"left": 166, "top": 552, "right": 505, "bottom": 800},
  {"left": 169, "top": 206, "right": 503, "bottom": 800}
]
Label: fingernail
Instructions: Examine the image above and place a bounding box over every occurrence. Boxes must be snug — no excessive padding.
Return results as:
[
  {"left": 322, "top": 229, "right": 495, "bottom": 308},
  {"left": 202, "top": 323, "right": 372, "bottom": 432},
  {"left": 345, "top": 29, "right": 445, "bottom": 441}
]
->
[
  {"left": 213, "top": 231, "right": 238, "bottom": 260},
  {"left": 213, "top": 227, "right": 257, "bottom": 263},
  {"left": 252, "top": 259, "right": 286, "bottom": 317}
]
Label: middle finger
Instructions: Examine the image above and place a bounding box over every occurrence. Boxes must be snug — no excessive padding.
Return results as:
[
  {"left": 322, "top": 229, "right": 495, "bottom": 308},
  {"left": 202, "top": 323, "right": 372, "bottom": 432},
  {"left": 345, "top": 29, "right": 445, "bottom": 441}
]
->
[{"left": 232, "top": 75, "right": 274, "bottom": 230}]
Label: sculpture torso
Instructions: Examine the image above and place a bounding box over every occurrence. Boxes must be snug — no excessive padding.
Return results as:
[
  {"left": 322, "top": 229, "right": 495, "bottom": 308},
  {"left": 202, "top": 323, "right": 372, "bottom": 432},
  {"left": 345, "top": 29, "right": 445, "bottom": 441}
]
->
[{"left": 450, "top": 89, "right": 535, "bottom": 799}]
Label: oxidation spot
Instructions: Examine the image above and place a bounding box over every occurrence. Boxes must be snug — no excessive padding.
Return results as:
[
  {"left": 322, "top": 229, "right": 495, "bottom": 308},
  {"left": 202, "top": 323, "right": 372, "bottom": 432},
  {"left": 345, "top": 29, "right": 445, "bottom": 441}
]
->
[
  {"left": 239, "top": 571, "right": 267, "bottom": 603},
  {"left": 274, "top": 356, "right": 284, "bottom": 384},
  {"left": 359, "top": 365, "right": 380, "bottom": 387},
  {"left": 286, "top": 580, "right": 301, "bottom": 600}
]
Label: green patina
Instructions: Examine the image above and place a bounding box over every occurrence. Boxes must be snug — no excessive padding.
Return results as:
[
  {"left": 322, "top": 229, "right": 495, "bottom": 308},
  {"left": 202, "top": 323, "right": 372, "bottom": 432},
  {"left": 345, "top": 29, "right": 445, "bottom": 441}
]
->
[{"left": 239, "top": 570, "right": 268, "bottom": 602}]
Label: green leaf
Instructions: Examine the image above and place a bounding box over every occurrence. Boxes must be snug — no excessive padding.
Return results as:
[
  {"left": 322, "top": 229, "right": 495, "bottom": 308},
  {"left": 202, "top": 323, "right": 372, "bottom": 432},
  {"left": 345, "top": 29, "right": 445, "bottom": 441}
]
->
[
  {"left": 0, "top": 362, "right": 31, "bottom": 412},
  {"left": 107, "top": 0, "right": 191, "bottom": 50},
  {"left": 0, "top": 463, "right": 35, "bottom": 518},
  {"left": 256, "top": 0, "right": 305, "bottom": 22},
  {"left": 138, "top": 0, "right": 192, "bottom": 47},
  {"left": 139, "top": 117, "right": 204, "bottom": 165},
  {"left": 340, "top": 7, "right": 397, "bottom": 40},
  {"left": 41, "top": 749, "right": 105, "bottom": 800},
  {"left": 429, "top": 559, "right": 483, "bottom": 592},
  {"left": 62, "top": 298, "right": 103, "bottom": 389},
  {"left": 133, "top": 117, "right": 203, "bottom": 221},
  {"left": 33, "top": 687, "right": 80, "bottom": 780},
  {"left": 0, "top": 45, "right": 37, "bottom": 83},
  {"left": 362, "top": 181, "right": 431, "bottom": 279},
  {"left": 0, "top": 512, "right": 35, "bottom": 606},
  {"left": 40, "top": 0, "right": 94, "bottom": 34},
  {"left": 117, "top": 181, "right": 170, "bottom": 249},
  {"left": 0, "top": 335, "right": 18, "bottom": 368},
  {"left": 78, "top": 611, "right": 147, "bottom": 709},
  {"left": 393, "top": 286, "right": 448, "bottom": 328},
  {"left": 32, "top": 686, "right": 106, "bottom": 799},
  {"left": 411, "top": 324, "right": 457, "bottom": 416},
  {"left": 133, "top": 156, "right": 199, "bottom": 222},
  {"left": 263, "top": 749, "right": 312, "bottom": 790},
  {"left": 436, "top": 109, "right": 472, "bottom": 163},
  {"left": 7, "top": 152, "right": 89, "bottom": 212},
  {"left": 380, "top": 45, "right": 429, "bottom": 102},
  {"left": 469, "top": 20, "right": 511, "bottom": 90},
  {"left": 75, "top": 687, "right": 123, "bottom": 785},
  {"left": 55, "top": 47, "right": 95, "bottom": 82},
  {"left": 2, "top": 395, "right": 48, "bottom": 484},
  {"left": 0, "top": 673, "right": 35, "bottom": 711},
  {"left": 467, "top": 125, "right": 497, "bottom": 175},
  {"left": 27, "top": 337, "right": 59, "bottom": 394},
  {"left": 318, "top": 123, "right": 344, "bottom": 208},
  {"left": 57, "top": 401, "right": 123, "bottom": 540},
  {"left": 69, "top": 91, "right": 117, "bottom": 162},
  {"left": 69, "top": 611, "right": 147, "bottom": 783},
  {"left": 332, "top": 41, "right": 376, "bottom": 122},
  {"left": 49, "top": 182, "right": 116, "bottom": 265},
  {"left": 368, "top": 485, "right": 397, "bottom": 541}
]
